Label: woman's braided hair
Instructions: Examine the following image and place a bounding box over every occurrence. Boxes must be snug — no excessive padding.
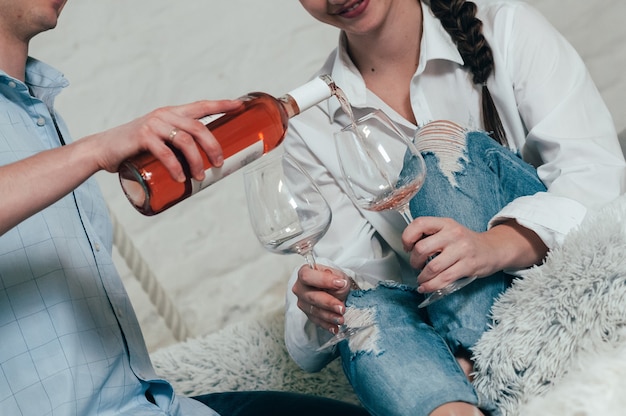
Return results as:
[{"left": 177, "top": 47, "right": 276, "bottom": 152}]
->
[{"left": 428, "top": 0, "right": 508, "bottom": 145}]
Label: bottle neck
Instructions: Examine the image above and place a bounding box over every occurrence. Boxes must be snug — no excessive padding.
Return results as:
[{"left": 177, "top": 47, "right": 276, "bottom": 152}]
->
[
  {"left": 278, "top": 95, "right": 302, "bottom": 119},
  {"left": 279, "top": 75, "right": 336, "bottom": 119}
]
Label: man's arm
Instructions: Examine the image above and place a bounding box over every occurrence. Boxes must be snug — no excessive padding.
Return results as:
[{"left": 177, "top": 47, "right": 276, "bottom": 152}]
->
[{"left": 0, "top": 99, "right": 241, "bottom": 235}]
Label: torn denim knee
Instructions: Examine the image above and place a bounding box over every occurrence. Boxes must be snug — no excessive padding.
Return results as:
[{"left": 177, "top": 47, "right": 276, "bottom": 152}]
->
[
  {"left": 414, "top": 122, "right": 470, "bottom": 189},
  {"left": 343, "top": 282, "right": 419, "bottom": 358}
]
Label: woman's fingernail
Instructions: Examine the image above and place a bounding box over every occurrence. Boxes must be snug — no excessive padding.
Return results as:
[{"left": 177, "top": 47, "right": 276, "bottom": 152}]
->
[
  {"left": 333, "top": 279, "right": 348, "bottom": 289},
  {"left": 336, "top": 305, "right": 345, "bottom": 314}
]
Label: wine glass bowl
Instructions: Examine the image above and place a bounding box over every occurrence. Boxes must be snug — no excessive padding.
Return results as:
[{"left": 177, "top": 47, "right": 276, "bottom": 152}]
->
[
  {"left": 243, "top": 152, "right": 332, "bottom": 269},
  {"left": 334, "top": 109, "right": 426, "bottom": 224}
]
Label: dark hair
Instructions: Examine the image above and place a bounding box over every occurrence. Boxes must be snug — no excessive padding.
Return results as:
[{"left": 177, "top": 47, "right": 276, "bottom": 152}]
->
[{"left": 428, "top": 0, "right": 508, "bottom": 146}]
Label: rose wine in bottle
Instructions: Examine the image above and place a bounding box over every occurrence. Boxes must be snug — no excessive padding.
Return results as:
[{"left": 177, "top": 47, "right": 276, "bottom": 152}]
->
[{"left": 119, "top": 75, "right": 336, "bottom": 215}]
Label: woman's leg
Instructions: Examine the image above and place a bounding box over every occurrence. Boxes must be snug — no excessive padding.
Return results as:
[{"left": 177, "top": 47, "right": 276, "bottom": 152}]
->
[
  {"left": 410, "top": 131, "right": 546, "bottom": 354},
  {"left": 338, "top": 284, "right": 479, "bottom": 416},
  {"left": 411, "top": 131, "right": 546, "bottom": 235},
  {"left": 405, "top": 130, "right": 545, "bottom": 415},
  {"left": 334, "top": 131, "right": 531, "bottom": 416}
]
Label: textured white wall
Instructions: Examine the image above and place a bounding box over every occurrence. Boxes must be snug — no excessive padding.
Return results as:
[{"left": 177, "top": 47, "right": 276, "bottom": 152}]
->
[
  {"left": 31, "top": 1, "right": 338, "bottom": 137},
  {"left": 29, "top": 0, "right": 625, "bottom": 136},
  {"left": 28, "top": 0, "right": 626, "bottom": 351}
]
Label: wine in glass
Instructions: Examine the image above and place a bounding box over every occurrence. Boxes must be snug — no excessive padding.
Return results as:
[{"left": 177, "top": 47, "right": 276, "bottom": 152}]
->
[
  {"left": 243, "top": 152, "right": 331, "bottom": 270},
  {"left": 334, "top": 110, "right": 476, "bottom": 309}
]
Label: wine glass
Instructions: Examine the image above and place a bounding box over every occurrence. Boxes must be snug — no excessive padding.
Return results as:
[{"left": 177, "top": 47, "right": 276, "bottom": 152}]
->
[
  {"left": 334, "top": 110, "right": 475, "bottom": 309},
  {"left": 245, "top": 153, "right": 369, "bottom": 352},
  {"left": 243, "top": 152, "right": 331, "bottom": 270},
  {"left": 335, "top": 109, "right": 426, "bottom": 225}
]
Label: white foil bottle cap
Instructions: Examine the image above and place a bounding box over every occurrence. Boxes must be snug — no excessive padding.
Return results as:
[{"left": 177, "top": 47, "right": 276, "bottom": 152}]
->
[{"left": 287, "top": 75, "right": 334, "bottom": 113}]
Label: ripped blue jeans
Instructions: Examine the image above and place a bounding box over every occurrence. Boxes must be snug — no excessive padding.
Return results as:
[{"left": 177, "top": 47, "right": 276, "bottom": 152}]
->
[{"left": 338, "top": 131, "right": 546, "bottom": 416}]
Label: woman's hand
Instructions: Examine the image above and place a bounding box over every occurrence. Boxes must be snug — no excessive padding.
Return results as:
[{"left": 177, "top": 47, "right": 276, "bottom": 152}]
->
[
  {"left": 401, "top": 216, "right": 548, "bottom": 293},
  {"left": 292, "top": 265, "right": 352, "bottom": 334},
  {"left": 88, "top": 99, "right": 242, "bottom": 181}
]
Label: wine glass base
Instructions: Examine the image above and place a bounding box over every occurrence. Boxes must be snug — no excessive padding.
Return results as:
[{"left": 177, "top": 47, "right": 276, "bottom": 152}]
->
[
  {"left": 417, "top": 276, "right": 477, "bottom": 308},
  {"left": 316, "top": 324, "right": 373, "bottom": 351}
]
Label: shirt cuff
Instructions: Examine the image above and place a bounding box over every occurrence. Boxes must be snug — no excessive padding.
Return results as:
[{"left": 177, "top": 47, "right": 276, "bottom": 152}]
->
[{"left": 488, "top": 192, "right": 588, "bottom": 249}]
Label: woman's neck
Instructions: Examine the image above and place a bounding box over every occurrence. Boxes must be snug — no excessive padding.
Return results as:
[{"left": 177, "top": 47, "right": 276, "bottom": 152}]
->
[
  {"left": 345, "top": 1, "right": 423, "bottom": 124},
  {"left": 346, "top": 1, "right": 423, "bottom": 76}
]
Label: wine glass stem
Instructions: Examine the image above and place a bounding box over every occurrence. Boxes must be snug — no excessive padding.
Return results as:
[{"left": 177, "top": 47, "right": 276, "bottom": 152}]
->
[
  {"left": 304, "top": 252, "right": 317, "bottom": 269},
  {"left": 398, "top": 205, "right": 414, "bottom": 225}
]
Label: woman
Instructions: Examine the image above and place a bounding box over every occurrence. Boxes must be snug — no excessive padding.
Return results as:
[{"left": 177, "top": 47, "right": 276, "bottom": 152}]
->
[{"left": 283, "top": 0, "right": 625, "bottom": 415}]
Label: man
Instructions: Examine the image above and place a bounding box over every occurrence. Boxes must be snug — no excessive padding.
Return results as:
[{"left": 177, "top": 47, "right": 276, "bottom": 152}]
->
[{"left": 0, "top": 1, "right": 368, "bottom": 415}]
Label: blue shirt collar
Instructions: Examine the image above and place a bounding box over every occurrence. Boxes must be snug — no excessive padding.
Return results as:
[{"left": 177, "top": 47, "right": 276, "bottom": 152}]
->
[{"left": 0, "top": 56, "right": 69, "bottom": 110}]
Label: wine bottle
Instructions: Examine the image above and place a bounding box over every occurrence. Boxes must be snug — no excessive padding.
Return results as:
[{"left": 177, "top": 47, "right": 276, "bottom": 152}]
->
[{"left": 119, "top": 75, "right": 336, "bottom": 216}]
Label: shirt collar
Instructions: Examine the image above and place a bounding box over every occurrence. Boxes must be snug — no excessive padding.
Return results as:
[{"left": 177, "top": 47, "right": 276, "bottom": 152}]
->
[
  {"left": 323, "top": 1, "right": 463, "bottom": 122},
  {"left": 0, "top": 57, "right": 69, "bottom": 110}
]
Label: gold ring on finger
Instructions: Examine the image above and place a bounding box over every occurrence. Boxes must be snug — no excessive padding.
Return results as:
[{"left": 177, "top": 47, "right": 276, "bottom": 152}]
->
[{"left": 168, "top": 128, "right": 179, "bottom": 143}]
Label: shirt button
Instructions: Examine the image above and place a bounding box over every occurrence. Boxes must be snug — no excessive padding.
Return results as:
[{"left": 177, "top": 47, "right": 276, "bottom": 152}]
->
[
  {"left": 36, "top": 117, "right": 46, "bottom": 126},
  {"left": 94, "top": 243, "right": 101, "bottom": 252},
  {"left": 8, "top": 81, "right": 16, "bottom": 88}
]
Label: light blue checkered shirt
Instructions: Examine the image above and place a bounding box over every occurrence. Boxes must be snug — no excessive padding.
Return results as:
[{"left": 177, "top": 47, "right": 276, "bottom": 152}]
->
[{"left": 0, "top": 58, "right": 218, "bottom": 415}]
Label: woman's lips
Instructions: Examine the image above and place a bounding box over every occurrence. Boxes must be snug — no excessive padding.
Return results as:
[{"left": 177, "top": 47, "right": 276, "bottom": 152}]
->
[{"left": 330, "top": 0, "right": 369, "bottom": 18}]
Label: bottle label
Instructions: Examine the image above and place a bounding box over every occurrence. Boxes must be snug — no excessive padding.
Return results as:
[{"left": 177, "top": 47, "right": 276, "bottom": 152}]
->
[
  {"left": 190, "top": 141, "right": 264, "bottom": 194},
  {"left": 199, "top": 113, "right": 225, "bottom": 125}
]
